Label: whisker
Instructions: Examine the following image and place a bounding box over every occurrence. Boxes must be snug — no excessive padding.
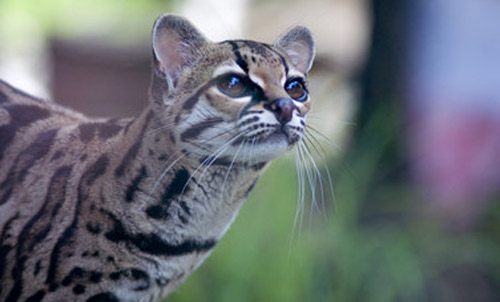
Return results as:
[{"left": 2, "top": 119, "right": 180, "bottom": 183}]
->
[
  {"left": 181, "top": 130, "right": 250, "bottom": 199},
  {"left": 145, "top": 126, "right": 240, "bottom": 202},
  {"left": 289, "top": 147, "right": 306, "bottom": 252},
  {"left": 301, "top": 137, "right": 329, "bottom": 221},
  {"left": 304, "top": 132, "right": 336, "bottom": 213},
  {"left": 305, "top": 125, "right": 342, "bottom": 152}
]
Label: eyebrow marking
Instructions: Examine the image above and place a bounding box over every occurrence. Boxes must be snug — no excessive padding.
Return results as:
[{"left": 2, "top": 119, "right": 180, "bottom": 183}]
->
[{"left": 212, "top": 63, "right": 246, "bottom": 77}]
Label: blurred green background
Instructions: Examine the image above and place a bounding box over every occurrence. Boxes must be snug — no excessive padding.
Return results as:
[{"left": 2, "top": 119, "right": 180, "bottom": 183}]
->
[{"left": 1, "top": 0, "right": 500, "bottom": 301}]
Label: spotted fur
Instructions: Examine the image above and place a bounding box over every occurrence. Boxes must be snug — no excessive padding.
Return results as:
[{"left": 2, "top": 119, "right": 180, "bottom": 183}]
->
[{"left": 0, "top": 14, "right": 315, "bottom": 302}]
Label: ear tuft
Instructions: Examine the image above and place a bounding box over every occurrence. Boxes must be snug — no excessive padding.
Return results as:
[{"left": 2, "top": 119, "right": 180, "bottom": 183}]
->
[
  {"left": 152, "top": 14, "right": 208, "bottom": 88},
  {"left": 274, "top": 26, "right": 315, "bottom": 74}
]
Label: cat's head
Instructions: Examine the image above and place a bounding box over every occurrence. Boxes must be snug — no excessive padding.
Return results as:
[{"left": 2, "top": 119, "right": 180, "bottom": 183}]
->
[{"left": 150, "top": 14, "right": 315, "bottom": 164}]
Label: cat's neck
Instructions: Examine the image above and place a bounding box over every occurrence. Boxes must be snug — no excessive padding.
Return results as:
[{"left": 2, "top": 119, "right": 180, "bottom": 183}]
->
[{"left": 108, "top": 106, "right": 265, "bottom": 240}]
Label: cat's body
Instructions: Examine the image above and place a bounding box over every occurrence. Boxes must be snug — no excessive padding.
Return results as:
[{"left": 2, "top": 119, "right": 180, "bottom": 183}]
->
[{"left": 0, "top": 14, "right": 315, "bottom": 302}]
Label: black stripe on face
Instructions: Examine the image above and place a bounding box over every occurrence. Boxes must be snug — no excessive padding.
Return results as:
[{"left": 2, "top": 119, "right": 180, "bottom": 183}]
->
[
  {"left": 228, "top": 41, "right": 249, "bottom": 74},
  {"left": 182, "top": 81, "right": 215, "bottom": 111},
  {"left": 180, "top": 117, "right": 223, "bottom": 141},
  {"left": 263, "top": 44, "right": 290, "bottom": 76},
  {"left": 103, "top": 209, "right": 216, "bottom": 256}
]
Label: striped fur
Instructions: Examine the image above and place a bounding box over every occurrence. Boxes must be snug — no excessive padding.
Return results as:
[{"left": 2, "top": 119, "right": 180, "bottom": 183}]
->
[{"left": 0, "top": 14, "right": 315, "bottom": 302}]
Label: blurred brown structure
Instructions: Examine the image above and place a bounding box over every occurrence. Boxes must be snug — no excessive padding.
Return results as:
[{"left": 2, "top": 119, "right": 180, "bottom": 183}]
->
[{"left": 50, "top": 39, "right": 151, "bottom": 118}]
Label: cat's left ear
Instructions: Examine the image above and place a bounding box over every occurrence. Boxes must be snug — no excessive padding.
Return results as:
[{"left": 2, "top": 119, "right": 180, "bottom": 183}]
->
[
  {"left": 152, "top": 14, "right": 208, "bottom": 88},
  {"left": 274, "top": 26, "right": 315, "bottom": 74}
]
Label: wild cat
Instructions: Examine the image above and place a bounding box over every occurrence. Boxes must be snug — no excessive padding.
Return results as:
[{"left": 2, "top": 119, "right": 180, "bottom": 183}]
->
[{"left": 0, "top": 13, "right": 315, "bottom": 302}]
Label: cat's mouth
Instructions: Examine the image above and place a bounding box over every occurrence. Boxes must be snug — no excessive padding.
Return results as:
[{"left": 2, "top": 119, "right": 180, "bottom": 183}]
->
[
  {"left": 264, "top": 128, "right": 300, "bottom": 146},
  {"left": 243, "top": 124, "right": 303, "bottom": 145}
]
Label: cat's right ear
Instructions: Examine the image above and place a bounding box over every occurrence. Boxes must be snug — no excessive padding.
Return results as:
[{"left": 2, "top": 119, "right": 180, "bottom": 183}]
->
[{"left": 152, "top": 14, "right": 208, "bottom": 88}]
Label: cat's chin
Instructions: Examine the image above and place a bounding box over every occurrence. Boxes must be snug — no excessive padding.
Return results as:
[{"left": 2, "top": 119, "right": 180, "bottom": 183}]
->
[{"left": 247, "top": 132, "right": 294, "bottom": 162}]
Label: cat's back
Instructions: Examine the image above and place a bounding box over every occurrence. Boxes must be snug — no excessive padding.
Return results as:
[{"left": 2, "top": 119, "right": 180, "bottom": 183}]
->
[
  {"left": 0, "top": 80, "right": 120, "bottom": 301},
  {"left": 0, "top": 79, "right": 89, "bottom": 196}
]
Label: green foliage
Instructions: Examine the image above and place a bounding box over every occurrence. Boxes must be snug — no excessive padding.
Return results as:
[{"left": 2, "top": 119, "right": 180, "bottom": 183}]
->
[{"left": 0, "top": 0, "right": 177, "bottom": 46}]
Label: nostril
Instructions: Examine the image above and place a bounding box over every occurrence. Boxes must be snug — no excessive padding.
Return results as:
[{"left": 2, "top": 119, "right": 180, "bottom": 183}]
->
[{"left": 265, "top": 98, "right": 295, "bottom": 125}]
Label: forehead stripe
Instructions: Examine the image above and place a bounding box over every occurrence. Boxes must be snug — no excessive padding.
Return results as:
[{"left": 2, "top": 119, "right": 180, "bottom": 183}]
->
[
  {"left": 228, "top": 41, "right": 249, "bottom": 74},
  {"left": 263, "top": 44, "right": 289, "bottom": 76}
]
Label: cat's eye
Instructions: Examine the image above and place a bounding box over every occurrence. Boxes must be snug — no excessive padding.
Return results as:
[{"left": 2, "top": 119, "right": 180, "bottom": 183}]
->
[
  {"left": 217, "top": 74, "right": 249, "bottom": 98},
  {"left": 285, "top": 79, "right": 307, "bottom": 102}
]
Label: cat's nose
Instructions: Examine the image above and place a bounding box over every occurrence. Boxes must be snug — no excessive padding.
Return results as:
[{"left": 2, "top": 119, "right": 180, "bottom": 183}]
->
[{"left": 265, "top": 98, "right": 296, "bottom": 125}]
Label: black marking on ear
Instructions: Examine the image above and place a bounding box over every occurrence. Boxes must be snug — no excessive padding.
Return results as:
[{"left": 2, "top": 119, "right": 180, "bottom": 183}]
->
[
  {"left": 86, "top": 292, "right": 120, "bottom": 302},
  {"left": 180, "top": 117, "right": 223, "bottom": 141}
]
